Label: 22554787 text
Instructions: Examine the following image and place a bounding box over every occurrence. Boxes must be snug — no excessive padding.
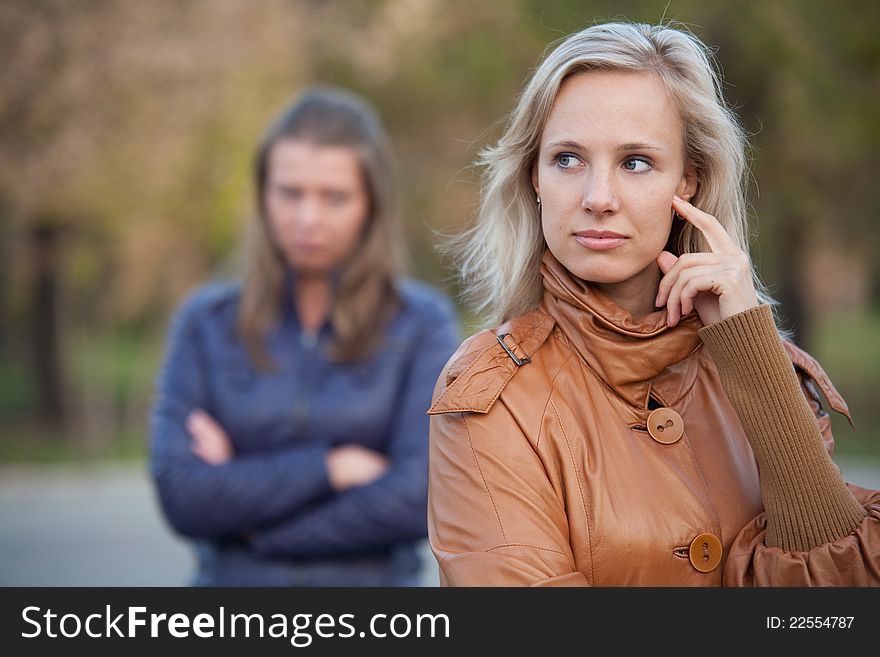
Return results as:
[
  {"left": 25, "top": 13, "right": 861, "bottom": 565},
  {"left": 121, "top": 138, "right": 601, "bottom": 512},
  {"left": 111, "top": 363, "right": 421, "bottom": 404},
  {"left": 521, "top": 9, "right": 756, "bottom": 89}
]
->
[{"left": 766, "top": 616, "right": 854, "bottom": 629}]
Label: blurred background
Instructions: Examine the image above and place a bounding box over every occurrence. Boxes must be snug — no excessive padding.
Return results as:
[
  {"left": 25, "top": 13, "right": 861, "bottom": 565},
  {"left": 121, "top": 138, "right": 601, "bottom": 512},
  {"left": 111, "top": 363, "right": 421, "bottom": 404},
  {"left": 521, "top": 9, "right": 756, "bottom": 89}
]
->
[{"left": 1, "top": 0, "right": 878, "bottom": 585}]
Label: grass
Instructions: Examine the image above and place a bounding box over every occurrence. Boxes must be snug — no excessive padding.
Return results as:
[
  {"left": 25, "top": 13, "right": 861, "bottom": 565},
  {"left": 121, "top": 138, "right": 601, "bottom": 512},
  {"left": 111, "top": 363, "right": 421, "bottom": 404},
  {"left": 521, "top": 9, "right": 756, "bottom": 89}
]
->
[
  {"left": 0, "top": 325, "right": 161, "bottom": 464},
  {"left": 811, "top": 307, "right": 880, "bottom": 457},
  {"left": 0, "top": 425, "right": 147, "bottom": 463}
]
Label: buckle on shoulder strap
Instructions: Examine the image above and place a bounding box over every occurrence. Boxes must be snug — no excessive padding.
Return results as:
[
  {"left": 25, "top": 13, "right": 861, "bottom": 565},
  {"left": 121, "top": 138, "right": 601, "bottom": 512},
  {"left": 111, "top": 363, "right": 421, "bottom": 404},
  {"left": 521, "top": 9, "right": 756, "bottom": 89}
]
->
[{"left": 496, "top": 333, "right": 531, "bottom": 366}]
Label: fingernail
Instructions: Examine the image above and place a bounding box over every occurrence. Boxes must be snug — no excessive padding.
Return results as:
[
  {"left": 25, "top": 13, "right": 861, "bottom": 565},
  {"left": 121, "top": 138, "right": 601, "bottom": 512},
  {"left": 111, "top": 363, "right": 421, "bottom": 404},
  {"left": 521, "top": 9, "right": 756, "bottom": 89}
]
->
[{"left": 673, "top": 195, "right": 682, "bottom": 202}]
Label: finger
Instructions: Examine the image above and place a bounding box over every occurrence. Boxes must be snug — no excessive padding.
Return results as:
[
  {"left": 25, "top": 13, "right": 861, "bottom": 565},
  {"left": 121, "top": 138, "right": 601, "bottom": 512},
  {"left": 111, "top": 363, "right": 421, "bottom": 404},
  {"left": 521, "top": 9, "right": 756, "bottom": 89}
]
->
[
  {"left": 678, "top": 271, "right": 728, "bottom": 319},
  {"left": 665, "top": 265, "right": 726, "bottom": 326},
  {"left": 656, "top": 252, "right": 723, "bottom": 307},
  {"left": 655, "top": 251, "right": 678, "bottom": 309},
  {"left": 187, "top": 409, "right": 209, "bottom": 429},
  {"left": 190, "top": 441, "right": 211, "bottom": 463},
  {"left": 187, "top": 409, "right": 226, "bottom": 443},
  {"left": 186, "top": 412, "right": 209, "bottom": 442},
  {"left": 656, "top": 250, "right": 678, "bottom": 275},
  {"left": 672, "top": 195, "right": 737, "bottom": 254},
  {"left": 680, "top": 285, "right": 702, "bottom": 317},
  {"left": 191, "top": 442, "right": 223, "bottom": 466},
  {"left": 191, "top": 408, "right": 223, "bottom": 433}
]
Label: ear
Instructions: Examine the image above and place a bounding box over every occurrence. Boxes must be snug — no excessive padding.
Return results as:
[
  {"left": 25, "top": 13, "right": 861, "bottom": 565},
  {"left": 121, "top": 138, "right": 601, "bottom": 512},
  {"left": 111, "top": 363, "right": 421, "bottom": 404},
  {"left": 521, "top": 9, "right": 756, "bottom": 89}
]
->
[
  {"left": 531, "top": 165, "right": 540, "bottom": 200},
  {"left": 676, "top": 165, "right": 698, "bottom": 201}
]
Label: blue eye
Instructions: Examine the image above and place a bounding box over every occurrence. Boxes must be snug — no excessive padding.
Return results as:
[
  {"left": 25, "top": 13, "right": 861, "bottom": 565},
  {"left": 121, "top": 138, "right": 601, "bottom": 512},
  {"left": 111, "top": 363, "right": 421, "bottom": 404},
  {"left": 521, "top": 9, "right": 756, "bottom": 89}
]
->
[
  {"left": 623, "top": 157, "right": 651, "bottom": 172},
  {"left": 555, "top": 153, "right": 581, "bottom": 169}
]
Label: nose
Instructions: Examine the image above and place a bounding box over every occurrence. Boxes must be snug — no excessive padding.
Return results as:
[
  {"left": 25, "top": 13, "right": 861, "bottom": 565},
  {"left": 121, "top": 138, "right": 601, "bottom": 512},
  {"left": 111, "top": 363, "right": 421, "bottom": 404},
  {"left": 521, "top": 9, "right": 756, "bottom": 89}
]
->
[
  {"left": 294, "top": 196, "right": 322, "bottom": 233},
  {"left": 581, "top": 168, "right": 619, "bottom": 215}
]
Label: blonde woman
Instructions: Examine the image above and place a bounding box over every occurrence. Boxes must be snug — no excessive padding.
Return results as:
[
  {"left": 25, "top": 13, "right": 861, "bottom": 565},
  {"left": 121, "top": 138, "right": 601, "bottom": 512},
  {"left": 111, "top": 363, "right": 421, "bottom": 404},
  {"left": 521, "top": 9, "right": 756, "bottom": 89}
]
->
[
  {"left": 428, "top": 22, "right": 879, "bottom": 586},
  {"left": 151, "top": 88, "right": 458, "bottom": 586}
]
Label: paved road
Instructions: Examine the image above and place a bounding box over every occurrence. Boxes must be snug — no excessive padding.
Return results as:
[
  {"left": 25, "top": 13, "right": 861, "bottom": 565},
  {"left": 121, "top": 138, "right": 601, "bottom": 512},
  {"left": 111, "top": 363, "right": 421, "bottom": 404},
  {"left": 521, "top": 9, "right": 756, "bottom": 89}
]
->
[
  {"left": 2, "top": 457, "right": 879, "bottom": 587},
  {"left": 0, "top": 461, "right": 439, "bottom": 587}
]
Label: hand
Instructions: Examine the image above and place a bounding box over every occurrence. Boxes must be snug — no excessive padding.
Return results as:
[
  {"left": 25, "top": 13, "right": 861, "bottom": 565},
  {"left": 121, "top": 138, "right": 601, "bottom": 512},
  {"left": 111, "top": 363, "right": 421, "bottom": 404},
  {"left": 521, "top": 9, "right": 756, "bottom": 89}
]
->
[
  {"left": 325, "top": 444, "right": 390, "bottom": 492},
  {"left": 654, "top": 195, "right": 760, "bottom": 327},
  {"left": 186, "top": 409, "right": 234, "bottom": 465}
]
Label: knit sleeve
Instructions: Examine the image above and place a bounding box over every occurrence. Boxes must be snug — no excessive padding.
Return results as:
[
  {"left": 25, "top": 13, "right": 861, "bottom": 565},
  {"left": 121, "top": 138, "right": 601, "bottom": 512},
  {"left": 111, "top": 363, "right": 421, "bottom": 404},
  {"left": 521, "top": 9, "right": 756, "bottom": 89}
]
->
[
  {"left": 722, "top": 485, "right": 880, "bottom": 586},
  {"left": 698, "top": 304, "right": 880, "bottom": 585}
]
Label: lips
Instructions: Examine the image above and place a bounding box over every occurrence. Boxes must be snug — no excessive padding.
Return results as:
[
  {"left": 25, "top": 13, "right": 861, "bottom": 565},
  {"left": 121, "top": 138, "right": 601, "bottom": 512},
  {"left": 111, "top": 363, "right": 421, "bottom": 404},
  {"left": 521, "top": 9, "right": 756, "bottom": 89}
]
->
[
  {"left": 291, "top": 242, "right": 324, "bottom": 251},
  {"left": 575, "top": 230, "right": 627, "bottom": 239},
  {"left": 573, "top": 229, "right": 629, "bottom": 251}
]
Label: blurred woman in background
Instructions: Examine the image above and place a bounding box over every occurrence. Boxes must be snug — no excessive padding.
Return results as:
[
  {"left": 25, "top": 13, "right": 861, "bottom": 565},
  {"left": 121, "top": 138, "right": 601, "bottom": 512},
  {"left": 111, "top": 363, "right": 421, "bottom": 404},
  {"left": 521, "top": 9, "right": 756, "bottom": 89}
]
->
[{"left": 151, "top": 87, "right": 458, "bottom": 586}]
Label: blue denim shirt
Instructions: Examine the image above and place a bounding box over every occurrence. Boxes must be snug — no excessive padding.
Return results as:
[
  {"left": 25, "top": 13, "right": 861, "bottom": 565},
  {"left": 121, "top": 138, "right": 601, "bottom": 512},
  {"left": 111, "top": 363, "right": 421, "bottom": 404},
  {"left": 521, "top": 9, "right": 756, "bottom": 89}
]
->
[{"left": 149, "top": 278, "right": 459, "bottom": 586}]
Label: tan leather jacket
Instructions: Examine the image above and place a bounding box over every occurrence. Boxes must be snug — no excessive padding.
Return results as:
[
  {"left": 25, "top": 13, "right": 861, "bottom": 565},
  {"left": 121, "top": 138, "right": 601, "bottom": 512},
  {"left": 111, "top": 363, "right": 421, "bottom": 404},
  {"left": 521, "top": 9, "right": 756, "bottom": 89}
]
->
[{"left": 428, "top": 251, "right": 879, "bottom": 586}]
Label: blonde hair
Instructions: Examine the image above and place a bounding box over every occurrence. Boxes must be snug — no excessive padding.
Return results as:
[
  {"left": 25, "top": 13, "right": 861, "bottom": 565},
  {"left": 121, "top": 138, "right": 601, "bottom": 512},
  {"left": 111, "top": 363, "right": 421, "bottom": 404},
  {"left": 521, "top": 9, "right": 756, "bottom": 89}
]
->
[
  {"left": 451, "top": 21, "right": 778, "bottom": 326},
  {"left": 239, "top": 87, "right": 404, "bottom": 368}
]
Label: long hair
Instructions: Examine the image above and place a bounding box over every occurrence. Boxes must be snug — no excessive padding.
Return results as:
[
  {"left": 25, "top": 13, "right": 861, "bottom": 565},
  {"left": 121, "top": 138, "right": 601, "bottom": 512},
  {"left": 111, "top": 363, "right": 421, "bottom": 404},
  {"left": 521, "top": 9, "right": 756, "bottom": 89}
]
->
[
  {"left": 238, "top": 87, "right": 404, "bottom": 368},
  {"left": 449, "top": 22, "right": 779, "bottom": 327}
]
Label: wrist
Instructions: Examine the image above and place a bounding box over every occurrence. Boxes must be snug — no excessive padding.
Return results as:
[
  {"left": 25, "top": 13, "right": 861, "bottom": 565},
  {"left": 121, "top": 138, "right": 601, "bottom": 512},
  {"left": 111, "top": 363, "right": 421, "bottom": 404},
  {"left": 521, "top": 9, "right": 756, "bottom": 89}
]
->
[{"left": 716, "top": 293, "right": 759, "bottom": 325}]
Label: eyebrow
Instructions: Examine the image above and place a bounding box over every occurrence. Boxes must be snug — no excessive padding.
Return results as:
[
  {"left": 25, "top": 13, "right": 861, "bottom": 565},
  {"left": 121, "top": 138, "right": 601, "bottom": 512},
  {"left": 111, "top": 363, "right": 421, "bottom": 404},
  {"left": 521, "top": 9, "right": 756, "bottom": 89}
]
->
[
  {"left": 545, "top": 139, "right": 663, "bottom": 152},
  {"left": 618, "top": 142, "right": 662, "bottom": 152}
]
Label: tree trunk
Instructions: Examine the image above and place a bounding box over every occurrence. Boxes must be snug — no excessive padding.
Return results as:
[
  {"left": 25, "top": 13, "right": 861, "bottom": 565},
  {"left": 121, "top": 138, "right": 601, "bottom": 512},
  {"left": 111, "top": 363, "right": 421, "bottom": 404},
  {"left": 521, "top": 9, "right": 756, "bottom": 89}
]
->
[
  {"left": 0, "top": 210, "right": 9, "bottom": 359},
  {"left": 775, "top": 216, "right": 811, "bottom": 348},
  {"left": 29, "top": 223, "right": 67, "bottom": 432}
]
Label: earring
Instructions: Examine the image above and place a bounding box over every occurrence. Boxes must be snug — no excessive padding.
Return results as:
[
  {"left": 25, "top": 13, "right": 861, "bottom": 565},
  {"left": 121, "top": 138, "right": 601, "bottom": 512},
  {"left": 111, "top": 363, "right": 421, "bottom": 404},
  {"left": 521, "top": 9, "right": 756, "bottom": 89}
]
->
[{"left": 536, "top": 195, "right": 541, "bottom": 205}]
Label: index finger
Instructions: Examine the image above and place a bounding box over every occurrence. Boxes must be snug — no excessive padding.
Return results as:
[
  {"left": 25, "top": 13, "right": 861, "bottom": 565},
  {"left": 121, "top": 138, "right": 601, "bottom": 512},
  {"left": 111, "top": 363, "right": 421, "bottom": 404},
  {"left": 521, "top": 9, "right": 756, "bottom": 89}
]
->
[{"left": 672, "top": 195, "right": 737, "bottom": 254}]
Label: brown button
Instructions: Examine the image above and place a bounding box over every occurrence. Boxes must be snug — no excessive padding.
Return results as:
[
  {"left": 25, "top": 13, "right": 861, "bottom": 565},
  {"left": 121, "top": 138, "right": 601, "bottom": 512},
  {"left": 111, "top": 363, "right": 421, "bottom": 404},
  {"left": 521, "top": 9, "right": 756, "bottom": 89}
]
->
[
  {"left": 647, "top": 407, "right": 684, "bottom": 444},
  {"left": 689, "top": 532, "right": 722, "bottom": 573}
]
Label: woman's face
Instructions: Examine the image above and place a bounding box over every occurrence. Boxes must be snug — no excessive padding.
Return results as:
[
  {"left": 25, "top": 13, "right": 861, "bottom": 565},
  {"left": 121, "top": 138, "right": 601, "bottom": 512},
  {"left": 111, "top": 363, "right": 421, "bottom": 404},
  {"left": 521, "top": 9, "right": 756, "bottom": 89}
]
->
[
  {"left": 533, "top": 70, "right": 697, "bottom": 296},
  {"left": 264, "top": 139, "right": 370, "bottom": 278}
]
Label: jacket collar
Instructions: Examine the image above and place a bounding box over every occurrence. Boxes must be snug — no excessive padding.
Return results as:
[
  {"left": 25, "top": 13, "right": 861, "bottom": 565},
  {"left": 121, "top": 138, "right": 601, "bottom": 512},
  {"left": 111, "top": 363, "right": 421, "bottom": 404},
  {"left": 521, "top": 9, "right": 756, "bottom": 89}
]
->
[
  {"left": 280, "top": 268, "right": 336, "bottom": 339},
  {"left": 540, "top": 249, "right": 704, "bottom": 409}
]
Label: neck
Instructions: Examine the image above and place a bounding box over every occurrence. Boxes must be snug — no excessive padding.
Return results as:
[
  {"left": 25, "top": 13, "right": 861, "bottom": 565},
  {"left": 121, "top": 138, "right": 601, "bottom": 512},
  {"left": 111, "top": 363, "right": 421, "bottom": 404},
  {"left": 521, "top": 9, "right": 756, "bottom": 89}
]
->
[
  {"left": 595, "top": 262, "right": 661, "bottom": 319},
  {"left": 294, "top": 274, "right": 332, "bottom": 335}
]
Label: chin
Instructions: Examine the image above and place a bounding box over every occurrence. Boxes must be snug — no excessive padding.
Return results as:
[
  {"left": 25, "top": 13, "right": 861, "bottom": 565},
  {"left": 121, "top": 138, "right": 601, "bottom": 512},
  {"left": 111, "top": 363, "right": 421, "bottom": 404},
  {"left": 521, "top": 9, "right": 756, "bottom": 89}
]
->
[
  {"left": 287, "top": 259, "right": 333, "bottom": 278},
  {"left": 564, "top": 262, "right": 632, "bottom": 286}
]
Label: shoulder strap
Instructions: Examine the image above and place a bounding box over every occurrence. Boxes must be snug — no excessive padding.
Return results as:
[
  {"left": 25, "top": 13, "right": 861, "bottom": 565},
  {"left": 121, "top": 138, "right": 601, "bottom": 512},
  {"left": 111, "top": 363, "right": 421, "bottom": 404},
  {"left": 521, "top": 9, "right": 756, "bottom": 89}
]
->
[
  {"left": 782, "top": 341, "right": 854, "bottom": 428},
  {"left": 428, "top": 309, "right": 556, "bottom": 415}
]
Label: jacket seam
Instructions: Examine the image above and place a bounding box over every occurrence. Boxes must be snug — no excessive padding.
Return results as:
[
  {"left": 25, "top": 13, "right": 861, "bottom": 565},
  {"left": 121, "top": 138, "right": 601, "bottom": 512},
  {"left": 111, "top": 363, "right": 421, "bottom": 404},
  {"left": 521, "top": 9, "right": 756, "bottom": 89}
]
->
[
  {"left": 549, "top": 398, "right": 595, "bottom": 584},
  {"left": 461, "top": 414, "right": 508, "bottom": 544},
  {"left": 535, "top": 341, "right": 575, "bottom": 450},
  {"left": 486, "top": 543, "right": 569, "bottom": 557}
]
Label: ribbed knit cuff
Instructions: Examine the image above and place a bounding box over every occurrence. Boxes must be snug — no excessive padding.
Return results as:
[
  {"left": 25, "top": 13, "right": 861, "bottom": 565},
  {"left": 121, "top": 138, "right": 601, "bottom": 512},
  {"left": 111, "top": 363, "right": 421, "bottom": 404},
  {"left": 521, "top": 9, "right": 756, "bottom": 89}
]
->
[{"left": 698, "top": 305, "right": 866, "bottom": 552}]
